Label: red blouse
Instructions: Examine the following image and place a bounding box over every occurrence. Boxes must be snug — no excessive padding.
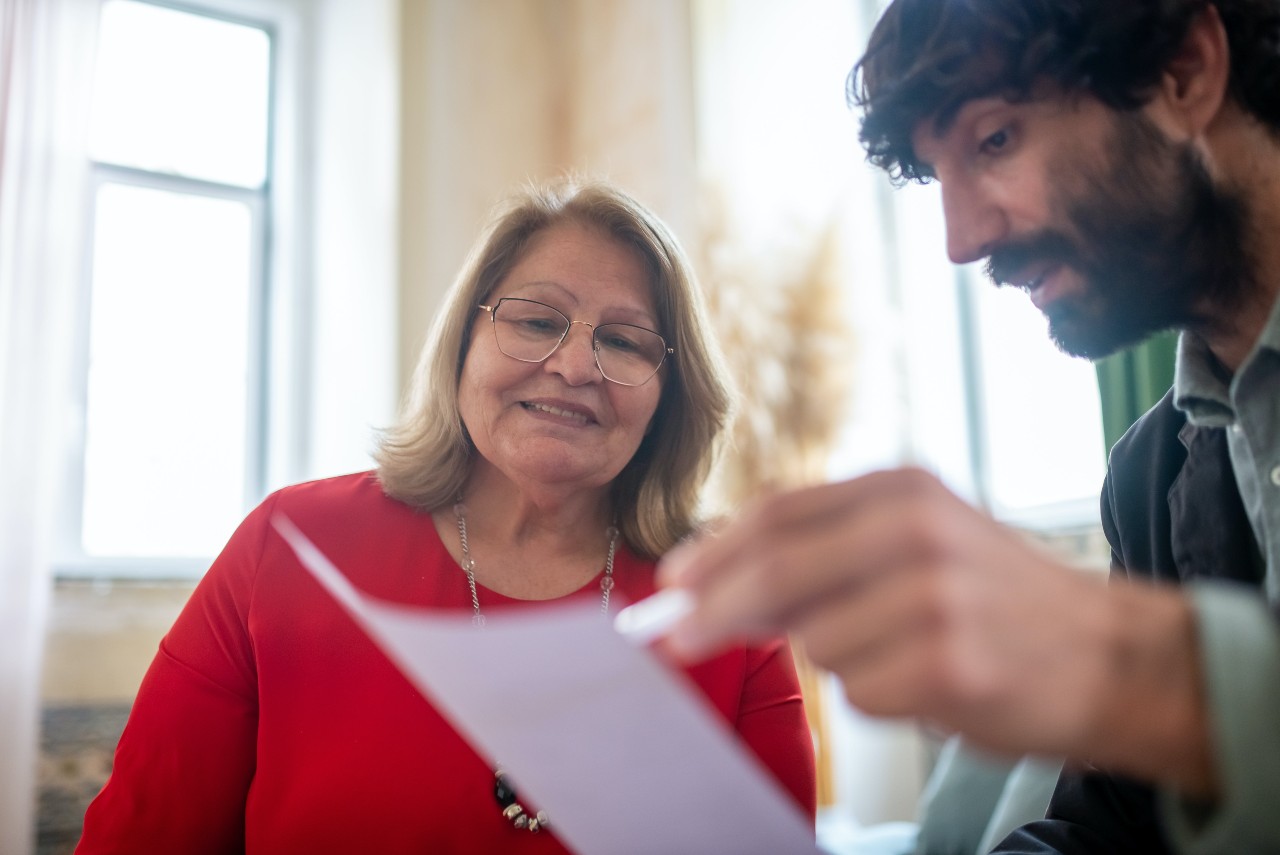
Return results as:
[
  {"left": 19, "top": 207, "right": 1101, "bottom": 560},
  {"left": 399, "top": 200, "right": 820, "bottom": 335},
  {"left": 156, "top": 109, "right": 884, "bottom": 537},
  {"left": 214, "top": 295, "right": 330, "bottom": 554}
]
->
[{"left": 77, "top": 472, "right": 816, "bottom": 854}]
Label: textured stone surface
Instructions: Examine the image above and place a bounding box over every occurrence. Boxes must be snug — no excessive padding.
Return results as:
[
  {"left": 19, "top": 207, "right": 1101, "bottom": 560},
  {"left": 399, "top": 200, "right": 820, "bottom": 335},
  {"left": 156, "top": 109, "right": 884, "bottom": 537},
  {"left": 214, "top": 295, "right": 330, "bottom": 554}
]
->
[{"left": 37, "top": 704, "right": 130, "bottom": 855}]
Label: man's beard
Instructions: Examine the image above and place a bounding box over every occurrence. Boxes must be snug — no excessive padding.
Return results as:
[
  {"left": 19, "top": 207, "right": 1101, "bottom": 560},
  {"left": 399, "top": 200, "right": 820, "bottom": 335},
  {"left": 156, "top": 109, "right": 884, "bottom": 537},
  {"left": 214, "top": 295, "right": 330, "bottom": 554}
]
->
[{"left": 985, "top": 111, "right": 1254, "bottom": 360}]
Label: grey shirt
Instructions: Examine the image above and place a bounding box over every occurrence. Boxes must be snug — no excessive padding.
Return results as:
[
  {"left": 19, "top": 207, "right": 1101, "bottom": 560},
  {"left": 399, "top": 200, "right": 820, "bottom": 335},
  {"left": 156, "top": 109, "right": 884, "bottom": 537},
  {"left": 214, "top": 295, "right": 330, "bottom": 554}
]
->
[{"left": 1164, "top": 297, "right": 1280, "bottom": 853}]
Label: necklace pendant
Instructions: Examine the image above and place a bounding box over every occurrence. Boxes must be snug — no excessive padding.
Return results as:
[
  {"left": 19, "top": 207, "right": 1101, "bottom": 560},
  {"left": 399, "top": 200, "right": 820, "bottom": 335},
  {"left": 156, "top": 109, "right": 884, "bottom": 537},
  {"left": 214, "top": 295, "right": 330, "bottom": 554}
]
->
[
  {"left": 494, "top": 770, "right": 548, "bottom": 833},
  {"left": 494, "top": 771, "right": 518, "bottom": 807}
]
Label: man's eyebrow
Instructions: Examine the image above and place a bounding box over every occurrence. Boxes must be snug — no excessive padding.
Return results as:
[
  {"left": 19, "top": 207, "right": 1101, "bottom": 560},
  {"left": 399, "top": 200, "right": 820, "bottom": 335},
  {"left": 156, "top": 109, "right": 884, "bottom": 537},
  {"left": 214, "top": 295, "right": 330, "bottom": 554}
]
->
[{"left": 933, "top": 84, "right": 1013, "bottom": 134}]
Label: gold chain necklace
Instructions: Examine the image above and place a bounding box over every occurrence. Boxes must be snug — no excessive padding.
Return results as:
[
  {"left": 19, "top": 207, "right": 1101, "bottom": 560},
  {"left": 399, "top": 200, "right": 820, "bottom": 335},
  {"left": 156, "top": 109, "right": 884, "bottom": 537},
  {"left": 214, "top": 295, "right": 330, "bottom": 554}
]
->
[{"left": 452, "top": 501, "right": 619, "bottom": 833}]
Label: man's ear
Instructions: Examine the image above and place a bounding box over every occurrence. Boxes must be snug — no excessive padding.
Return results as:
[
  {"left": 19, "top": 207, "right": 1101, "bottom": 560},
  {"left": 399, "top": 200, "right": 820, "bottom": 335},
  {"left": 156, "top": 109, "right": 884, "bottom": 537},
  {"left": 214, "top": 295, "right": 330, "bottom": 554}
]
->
[{"left": 1150, "top": 4, "right": 1231, "bottom": 138}]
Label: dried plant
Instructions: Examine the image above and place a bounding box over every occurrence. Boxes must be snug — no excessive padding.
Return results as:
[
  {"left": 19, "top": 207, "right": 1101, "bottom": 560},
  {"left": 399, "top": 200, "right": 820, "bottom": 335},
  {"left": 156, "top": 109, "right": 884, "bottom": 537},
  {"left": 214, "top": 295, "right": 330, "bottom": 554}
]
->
[{"left": 695, "top": 186, "right": 857, "bottom": 514}]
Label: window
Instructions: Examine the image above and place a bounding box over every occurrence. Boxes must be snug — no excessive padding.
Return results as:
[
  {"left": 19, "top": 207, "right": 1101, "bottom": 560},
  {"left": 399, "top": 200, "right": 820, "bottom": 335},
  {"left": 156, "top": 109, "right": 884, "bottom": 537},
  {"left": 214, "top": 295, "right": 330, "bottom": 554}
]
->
[
  {"left": 59, "top": 0, "right": 275, "bottom": 574},
  {"left": 961, "top": 267, "right": 1107, "bottom": 527}
]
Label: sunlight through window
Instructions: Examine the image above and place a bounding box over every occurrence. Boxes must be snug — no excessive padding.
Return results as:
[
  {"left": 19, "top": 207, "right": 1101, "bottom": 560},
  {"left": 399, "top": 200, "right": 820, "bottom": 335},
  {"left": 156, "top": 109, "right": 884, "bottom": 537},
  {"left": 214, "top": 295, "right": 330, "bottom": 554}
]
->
[
  {"left": 90, "top": 0, "right": 270, "bottom": 187},
  {"left": 73, "top": 0, "right": 273, "bottom": 567}
]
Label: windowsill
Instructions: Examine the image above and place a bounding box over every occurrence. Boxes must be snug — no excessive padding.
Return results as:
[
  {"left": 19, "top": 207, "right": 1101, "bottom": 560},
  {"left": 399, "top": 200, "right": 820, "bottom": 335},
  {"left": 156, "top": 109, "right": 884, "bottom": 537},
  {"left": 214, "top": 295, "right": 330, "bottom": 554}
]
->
[
  {"left": 53, "top": 556, "right": 211, "bottom": 582},
  {"left": 1015, "top": 523, "right": 1110, "bottom": 574},
  {"left": 990, "top": 495, "right": 1100, "bottom": 532},
  {"left": 979, "top": 496, "right": 1109, "bottom": 572}
]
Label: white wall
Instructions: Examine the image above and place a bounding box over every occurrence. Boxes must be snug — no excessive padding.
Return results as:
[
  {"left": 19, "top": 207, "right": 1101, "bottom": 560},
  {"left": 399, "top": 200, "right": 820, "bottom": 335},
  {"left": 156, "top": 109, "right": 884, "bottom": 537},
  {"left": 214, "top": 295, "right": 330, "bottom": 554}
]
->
[
  {"left": 182, "top": 0, "right": 401, "bottom": 489},
  {"left": 302, "top": 0, "right": 401, "bottom": 480},
  {"left": 396, "top": 0, "right": 697, "bottom": 394}
]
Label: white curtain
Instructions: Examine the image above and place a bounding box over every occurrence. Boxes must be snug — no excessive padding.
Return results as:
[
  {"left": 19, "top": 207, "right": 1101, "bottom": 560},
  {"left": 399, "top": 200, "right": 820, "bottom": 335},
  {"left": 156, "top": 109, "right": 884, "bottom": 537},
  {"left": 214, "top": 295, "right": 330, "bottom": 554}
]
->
[{"left": 0, "top": 1, "right": 95, "bottom": 851}]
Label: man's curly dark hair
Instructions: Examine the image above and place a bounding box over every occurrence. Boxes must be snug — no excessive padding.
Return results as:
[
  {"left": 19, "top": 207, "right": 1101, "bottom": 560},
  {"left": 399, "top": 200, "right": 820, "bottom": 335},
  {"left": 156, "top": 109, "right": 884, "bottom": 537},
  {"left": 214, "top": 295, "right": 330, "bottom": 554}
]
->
[{"left": 849, "top": 0, "right": 1280, "bottom": 185}]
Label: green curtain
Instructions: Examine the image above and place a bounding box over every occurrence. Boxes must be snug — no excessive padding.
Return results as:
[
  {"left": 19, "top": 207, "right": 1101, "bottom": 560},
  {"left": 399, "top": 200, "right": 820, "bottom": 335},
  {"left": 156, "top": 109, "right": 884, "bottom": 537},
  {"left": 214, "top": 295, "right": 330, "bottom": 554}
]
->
[{"left": 1094, "top": 331, "right": 1178, "bottom": 454}]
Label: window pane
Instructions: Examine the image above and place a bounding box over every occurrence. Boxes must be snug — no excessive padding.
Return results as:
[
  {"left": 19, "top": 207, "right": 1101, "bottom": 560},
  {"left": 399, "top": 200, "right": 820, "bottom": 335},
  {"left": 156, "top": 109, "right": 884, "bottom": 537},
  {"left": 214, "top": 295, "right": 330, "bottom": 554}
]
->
[
  {"left": 90, "top": 0, "right": 271, "bottom": 188},
  {"left": 82, "top": 183, "right": 253, "bottom": 558},
  {"left": 971, "top": 282, "right": 1107, "bottom": 514}
]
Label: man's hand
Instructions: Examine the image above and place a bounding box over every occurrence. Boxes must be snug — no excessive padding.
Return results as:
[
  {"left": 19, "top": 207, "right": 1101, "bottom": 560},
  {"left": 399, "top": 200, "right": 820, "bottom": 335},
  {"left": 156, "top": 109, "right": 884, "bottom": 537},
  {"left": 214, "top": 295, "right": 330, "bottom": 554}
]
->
[{"left": 659, "top": 467, "right": 1217, "bottom": 796}]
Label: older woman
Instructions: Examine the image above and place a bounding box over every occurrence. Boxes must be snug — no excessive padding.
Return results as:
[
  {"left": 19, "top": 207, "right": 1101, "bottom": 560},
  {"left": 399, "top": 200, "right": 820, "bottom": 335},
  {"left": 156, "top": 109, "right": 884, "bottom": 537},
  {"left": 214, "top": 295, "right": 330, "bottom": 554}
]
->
[{"left": 76, "top": 179, "right": 816, "bottom": 854}]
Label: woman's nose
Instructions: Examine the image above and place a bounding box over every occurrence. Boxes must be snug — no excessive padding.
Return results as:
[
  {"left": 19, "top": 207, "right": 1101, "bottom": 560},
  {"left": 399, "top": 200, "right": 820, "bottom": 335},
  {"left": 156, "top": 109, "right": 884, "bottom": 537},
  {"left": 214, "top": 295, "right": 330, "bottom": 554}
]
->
[{"left": 543, "top": 322, "right": 603, "bottom": 385}]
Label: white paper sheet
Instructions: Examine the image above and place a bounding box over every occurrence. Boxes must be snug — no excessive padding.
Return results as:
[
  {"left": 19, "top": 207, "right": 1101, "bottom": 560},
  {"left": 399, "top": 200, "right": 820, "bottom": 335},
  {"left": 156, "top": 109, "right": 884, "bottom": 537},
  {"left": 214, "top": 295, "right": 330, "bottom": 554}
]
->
[{"left": 272, "top": 514, "right": 820, "bottom": 855}]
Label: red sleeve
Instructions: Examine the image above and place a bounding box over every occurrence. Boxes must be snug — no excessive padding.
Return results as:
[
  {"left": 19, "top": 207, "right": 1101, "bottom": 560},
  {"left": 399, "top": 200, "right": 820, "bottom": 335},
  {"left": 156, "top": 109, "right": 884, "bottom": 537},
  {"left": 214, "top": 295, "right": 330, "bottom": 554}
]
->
[
  {"left": 735, "top": 638, "right": 818, "bottom": 823},
  {"left": 75, "top": 494, "right": 278, "bottom": 855}
]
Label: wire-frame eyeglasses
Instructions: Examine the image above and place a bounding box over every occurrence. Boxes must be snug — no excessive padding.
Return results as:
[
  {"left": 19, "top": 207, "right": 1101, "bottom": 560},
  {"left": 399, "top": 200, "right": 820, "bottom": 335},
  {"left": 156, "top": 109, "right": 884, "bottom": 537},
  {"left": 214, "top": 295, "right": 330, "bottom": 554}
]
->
[{"left": 478, "top": 298, "right": 673, "bottom": 387}]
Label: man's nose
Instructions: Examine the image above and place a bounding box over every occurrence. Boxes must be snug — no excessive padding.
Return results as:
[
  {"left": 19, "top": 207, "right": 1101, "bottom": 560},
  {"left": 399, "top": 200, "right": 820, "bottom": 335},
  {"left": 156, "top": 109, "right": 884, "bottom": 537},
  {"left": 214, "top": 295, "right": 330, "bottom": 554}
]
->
[{"left": 940, "top": 179, "right": 1007, "bottom": 266}]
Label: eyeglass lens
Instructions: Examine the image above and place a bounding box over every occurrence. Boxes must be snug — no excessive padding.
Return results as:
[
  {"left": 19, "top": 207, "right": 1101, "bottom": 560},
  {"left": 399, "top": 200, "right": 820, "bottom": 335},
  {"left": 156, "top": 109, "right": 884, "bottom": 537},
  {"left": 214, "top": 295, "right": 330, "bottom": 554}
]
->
[{"left": 491, "top": 298, "right": 668, "bottom": 386}]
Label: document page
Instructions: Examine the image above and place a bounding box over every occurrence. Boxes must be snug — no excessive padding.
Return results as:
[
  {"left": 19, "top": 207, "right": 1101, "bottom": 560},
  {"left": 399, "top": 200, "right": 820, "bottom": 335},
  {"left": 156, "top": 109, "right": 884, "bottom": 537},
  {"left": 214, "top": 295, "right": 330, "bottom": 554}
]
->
[{"left": 272, "top": 514, "right": 820, "bottom": 855}]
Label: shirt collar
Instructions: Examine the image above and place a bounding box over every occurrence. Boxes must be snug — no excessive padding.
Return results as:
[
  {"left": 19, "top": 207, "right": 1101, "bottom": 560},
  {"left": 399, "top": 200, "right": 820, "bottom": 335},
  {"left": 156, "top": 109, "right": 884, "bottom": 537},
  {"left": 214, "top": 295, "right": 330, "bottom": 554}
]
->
[{"left": 1173, "top": 290, "right": 1280, "bottom": 426}]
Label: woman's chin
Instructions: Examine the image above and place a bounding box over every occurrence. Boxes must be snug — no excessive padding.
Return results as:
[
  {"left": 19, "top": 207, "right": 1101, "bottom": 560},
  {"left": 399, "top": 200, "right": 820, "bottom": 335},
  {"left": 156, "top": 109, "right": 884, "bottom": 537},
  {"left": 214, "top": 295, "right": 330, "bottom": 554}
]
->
[{"left": 491, "top": 455, "right": 612, "bottom": 494}]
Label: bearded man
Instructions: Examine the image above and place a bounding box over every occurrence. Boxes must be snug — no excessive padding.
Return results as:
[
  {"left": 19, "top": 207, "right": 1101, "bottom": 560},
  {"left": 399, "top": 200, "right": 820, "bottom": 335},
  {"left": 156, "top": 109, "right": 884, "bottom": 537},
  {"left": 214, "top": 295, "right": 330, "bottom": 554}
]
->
[{"left": 660, "top": 2, "right": 1280, "bottom": 851}]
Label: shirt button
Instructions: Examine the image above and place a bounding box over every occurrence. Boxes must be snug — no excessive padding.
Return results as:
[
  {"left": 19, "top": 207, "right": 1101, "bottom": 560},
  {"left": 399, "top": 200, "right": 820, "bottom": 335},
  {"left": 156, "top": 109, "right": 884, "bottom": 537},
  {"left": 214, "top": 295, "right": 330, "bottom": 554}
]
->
[{"left": 1271, "top": 466, "right": 1280, "bottom": 487}]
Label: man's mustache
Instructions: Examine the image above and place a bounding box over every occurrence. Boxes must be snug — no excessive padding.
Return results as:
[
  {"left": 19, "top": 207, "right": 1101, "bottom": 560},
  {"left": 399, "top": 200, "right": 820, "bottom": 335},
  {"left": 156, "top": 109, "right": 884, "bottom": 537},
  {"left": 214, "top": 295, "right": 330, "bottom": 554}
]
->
[{"left": 985, "top": 231, "right": 1082, "bottom": 288}]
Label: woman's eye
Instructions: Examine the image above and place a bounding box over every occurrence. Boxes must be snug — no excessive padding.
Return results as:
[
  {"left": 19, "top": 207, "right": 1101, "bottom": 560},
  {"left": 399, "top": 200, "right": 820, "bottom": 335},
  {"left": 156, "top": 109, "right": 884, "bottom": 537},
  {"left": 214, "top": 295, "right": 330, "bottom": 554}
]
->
[
  {"left": 514, "top": 318, "right": 559, "bottom": 334},
  {"left": 602, "top": 335, "right": 637, "bottom": 352}
]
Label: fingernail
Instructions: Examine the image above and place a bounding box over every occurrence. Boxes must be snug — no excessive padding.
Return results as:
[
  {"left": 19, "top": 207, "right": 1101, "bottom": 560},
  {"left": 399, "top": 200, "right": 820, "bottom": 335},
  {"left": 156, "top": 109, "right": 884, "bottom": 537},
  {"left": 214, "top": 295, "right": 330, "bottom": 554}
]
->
[{"left": 614, "top": 588, "right": 694, "bottom": 644}]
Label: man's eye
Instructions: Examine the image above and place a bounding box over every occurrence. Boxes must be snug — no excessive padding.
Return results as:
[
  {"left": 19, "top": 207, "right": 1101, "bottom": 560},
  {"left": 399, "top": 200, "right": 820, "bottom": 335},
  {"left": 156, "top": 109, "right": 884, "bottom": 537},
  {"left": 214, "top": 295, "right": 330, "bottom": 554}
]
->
[{"left": 981, "top": 129, "right": 1010, "bottom": 153}]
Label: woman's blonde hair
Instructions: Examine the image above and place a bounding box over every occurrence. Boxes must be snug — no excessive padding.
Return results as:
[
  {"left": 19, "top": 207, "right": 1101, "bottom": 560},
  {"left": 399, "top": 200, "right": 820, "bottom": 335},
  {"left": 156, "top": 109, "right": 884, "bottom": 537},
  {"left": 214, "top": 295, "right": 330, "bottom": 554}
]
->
[{"left": 375, "top": 178, "right": 735, "bottom": 558}]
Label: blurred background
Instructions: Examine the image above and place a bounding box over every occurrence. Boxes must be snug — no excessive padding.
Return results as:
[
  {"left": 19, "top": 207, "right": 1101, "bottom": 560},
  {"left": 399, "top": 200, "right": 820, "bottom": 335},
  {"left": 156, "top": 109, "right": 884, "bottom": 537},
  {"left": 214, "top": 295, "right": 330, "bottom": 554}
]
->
[{"left": 2, "top": 1, "right": 1135, "bottom": 852}]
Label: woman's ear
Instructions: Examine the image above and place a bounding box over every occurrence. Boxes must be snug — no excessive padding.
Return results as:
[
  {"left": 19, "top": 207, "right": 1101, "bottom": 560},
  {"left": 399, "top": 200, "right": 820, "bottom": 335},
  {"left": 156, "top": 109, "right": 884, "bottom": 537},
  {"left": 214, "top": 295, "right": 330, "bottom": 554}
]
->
[{"left": 1148, "top": 4, "right": 1231, "bottom": 138}]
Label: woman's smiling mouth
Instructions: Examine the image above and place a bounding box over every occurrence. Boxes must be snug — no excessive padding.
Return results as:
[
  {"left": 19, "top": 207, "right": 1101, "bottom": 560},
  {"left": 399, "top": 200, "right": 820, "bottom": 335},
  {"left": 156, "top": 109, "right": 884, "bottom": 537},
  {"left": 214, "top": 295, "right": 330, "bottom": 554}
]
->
[{"left": 521, "top": 400, "right": 593, "bottom": 425}]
